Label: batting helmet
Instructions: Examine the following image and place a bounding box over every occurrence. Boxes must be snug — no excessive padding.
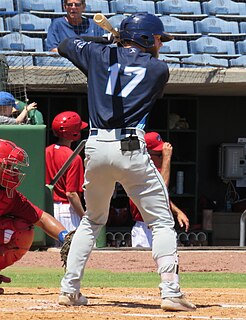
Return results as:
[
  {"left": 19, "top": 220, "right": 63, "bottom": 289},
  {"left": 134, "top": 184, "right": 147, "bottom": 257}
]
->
[
  {"left": 0, "top": 139, "right": 29, "bottom": 198},
  {"left": 119, "top": 13, "right": 173, "bottom": 48},
  {"left": 52, "top": 111, "right": 88, "bottom": 141}
]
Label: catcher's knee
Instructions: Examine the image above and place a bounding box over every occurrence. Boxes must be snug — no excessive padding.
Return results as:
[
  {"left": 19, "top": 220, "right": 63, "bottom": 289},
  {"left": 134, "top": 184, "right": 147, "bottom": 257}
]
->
[{"left": 0, "top": 229, "right": 34, "bottom": 270}]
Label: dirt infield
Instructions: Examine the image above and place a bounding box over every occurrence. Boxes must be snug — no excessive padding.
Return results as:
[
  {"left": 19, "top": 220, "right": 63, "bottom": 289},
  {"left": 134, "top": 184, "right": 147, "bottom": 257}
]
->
[
  {"left": 12, "top": 248, "right": 246, "bottom": 272},
  {"left": 1, "top": 249, "right": 246, "bottom": 320}
]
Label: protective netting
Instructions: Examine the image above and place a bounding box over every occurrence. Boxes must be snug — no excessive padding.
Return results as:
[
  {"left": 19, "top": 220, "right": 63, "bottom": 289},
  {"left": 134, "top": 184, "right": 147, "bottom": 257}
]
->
[{"left": 0, "top": 0, "right": 245, "bottom": 102}]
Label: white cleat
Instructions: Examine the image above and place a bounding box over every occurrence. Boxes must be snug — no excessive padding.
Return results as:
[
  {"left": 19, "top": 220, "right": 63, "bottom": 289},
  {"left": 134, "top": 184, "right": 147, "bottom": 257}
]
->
[
  {"left": 58, "top": 292, "right": 88, "bottom": 306},
  {"left": 161, "top": 296, "right": 196, "bottom": 311}
]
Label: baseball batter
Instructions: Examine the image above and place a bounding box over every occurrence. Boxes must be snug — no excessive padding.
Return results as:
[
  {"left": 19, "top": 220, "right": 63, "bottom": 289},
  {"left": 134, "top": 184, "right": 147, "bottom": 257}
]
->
[
  {"left": 46, "top": 111, "right": 88, "bottom": 234},
  {"left": 57, "top": 13, "right": 196, "bottom": 311},
  {"left": 0, "top": 139, "right": 69, "bottom": 294}
]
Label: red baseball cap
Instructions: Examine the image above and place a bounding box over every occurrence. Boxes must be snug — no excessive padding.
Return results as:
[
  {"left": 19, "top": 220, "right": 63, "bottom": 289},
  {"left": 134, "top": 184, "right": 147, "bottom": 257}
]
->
[{"left": 144, "top": 132, "right": 164, "bottom": 151}]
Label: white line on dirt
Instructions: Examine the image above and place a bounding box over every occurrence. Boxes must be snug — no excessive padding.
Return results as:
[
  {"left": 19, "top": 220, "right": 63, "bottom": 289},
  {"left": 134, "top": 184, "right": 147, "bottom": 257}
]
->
[
  {"left": 122, "top": 314, "right": 246, "bottom": 320},
  {"left": 220, "top": 304, "right": 246, "bottom": 308}
]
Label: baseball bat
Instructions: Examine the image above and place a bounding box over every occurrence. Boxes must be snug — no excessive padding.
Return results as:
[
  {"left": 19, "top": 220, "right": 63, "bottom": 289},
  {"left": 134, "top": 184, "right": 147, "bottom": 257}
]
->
[
  {"left": 93, "top": 13, "right": 120, "bottom": 38},
  {"left": 44, "top": 139, "right": 87, "bottom": 215}
]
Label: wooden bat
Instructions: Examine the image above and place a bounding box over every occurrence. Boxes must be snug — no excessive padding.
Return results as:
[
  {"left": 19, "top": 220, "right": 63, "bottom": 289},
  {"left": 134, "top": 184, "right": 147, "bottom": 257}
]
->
[
  {"left": 44, "top": 139, "right": 87, "bottom": 216},
  {"left": 93, "top": 13, "right": 120, "bottom": 38}
]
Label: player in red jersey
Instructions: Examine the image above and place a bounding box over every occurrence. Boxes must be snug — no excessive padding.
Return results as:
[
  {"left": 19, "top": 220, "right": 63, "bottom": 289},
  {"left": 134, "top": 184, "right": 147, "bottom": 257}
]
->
[
  {"left": 130, "top": 132, "right": 189, "bottom": 247},
  {"left": 0, "top": 139, "right": 69, "bottom": 294},
  {"left": 46, "top": 111, "right": 88, "bottom": 234}
]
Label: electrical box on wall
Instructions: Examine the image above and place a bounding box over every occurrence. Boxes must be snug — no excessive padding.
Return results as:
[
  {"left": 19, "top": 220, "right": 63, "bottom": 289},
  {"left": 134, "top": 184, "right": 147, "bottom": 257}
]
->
[
  {"left": 218, "top": 143, "right": 246, "bottom": 181},
  {"left": 237, "top": 138, "right": 246, "bottom": 187}
]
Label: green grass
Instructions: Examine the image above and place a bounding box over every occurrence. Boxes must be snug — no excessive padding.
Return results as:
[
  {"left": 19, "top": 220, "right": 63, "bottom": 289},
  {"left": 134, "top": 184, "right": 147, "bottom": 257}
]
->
[{"left": 2, "top": 267, "right": 246, "bottom": 289}]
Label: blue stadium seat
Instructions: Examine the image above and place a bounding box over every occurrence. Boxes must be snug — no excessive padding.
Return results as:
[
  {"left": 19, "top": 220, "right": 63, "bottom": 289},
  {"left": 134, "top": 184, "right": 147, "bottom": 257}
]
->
[
  {"left": 159, "top": 16, "right": 195, "bottom": 34},
  {"left": 195, "top": 17, "right": 239, "bottom": 34},
  {"left": 0, "top": 32, "right": 43, "bottom": 51},
  {"left": 181, "top": 54, "right": 228, "bottom": 67},
  {"left": 110, "top": 0, "right": 156, "bottom": 15},
  {"left": 0, "top": 16, "right": 3, "bottom": 29},
  {"left": 5, "top": 13, "right": 51, "bottom": 32},
  {"left": 158, "top": 54, "right": 180, "bottom": 68},
  {"left": 230, "top": 55, "right": 246, "bottom": 67},
  {"left": 0, "top": 16, "right": 10, "bottom": 35},
  {"left": 0, "top": 0, "right": 15, "bottom": 12},
  {"left": 0, "top": 52, "right": 34, "bottom": 66},
  {"left": 86, "top": 0, "right": 109, "bottom": 14},
  {"left": 34, "top": 55, "right": 74, "bottom": 67},
  {"left": 189, "top": 36, "right": 236, "bottom": 55},
  {"left": 16, "top": 0, "right": 63, "bottom": 13},
  {"left": 159, "top": 39, "right": 189, "bottom": 56},
  {"left": 240, "top": 22, "right": 246, "bottom": 34},
  {"left": 202, "top": 0, "right": 246, "bottom": 16},
  {"left": 108, "top": 14, "right": 127, "bottom": 30},
  {"left": 236, "top": 40, "right": 246, "bottom": 55},
  {"left": 156, "top": 0, "right": 202, "bottom": 15}
]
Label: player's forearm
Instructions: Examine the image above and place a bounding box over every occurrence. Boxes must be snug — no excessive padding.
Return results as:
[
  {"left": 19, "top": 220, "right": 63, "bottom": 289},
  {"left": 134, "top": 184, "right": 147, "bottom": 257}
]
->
[
  {"left": 15, "top": 108, "right": 28, "bottom": 124},
  {"left": 35, "top": 211, "right": 66, "bottom": 240},
  {"left": 160, "top": 158, "right": 171, "bottom": 187},
  {"left": 170, "top": 200, "right": 189, "bottom": 232},
  {"left": 66, "top": 192, "right": 85, "bottom": 218},
  {"left": 170, "top": 201, "right": 178, "bottom": 216},
  {"left": 16, "top": 102, "right": 37, "bottom": 124}
]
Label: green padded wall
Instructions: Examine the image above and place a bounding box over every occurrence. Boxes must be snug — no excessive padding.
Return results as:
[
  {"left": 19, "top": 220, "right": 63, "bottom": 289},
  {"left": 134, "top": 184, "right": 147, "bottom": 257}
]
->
[{"left": 0, "top": 125, "right": 47, "bottom": 246}]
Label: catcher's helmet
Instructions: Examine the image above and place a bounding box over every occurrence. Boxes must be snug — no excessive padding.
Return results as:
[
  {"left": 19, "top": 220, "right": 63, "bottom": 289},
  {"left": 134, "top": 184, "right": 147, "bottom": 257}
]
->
[
  {"left": 0, "top": 139, "right": 29, "bottom": 198},
  {"left": 52, "top": 111, "right": 88, "bottom": 141},
  {"left": 119, "top": 13, "right": 173, "bottom": 48}
]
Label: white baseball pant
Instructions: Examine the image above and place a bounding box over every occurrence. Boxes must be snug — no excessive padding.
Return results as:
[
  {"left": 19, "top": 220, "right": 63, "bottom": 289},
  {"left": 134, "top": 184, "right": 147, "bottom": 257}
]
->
[{"left": 61, "top": 128, "right": 181, "bottom": 298}]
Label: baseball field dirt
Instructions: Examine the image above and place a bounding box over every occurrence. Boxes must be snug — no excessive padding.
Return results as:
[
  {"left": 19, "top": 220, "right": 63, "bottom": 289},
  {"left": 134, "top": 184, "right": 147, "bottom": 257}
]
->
[{"left": 1, "top": 249, "right": 245, "bottom": 320}]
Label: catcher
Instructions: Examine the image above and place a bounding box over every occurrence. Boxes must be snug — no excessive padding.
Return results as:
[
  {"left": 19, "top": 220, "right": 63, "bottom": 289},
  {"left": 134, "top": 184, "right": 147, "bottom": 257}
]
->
[{"left": 0, "top": 139, "right": 69, "bottom": 294}]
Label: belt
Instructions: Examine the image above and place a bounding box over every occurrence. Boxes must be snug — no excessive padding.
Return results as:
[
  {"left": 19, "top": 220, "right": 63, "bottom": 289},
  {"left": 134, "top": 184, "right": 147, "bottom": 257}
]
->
[{"left": 90, "top": 128, "right": 137, "bottom": 136}]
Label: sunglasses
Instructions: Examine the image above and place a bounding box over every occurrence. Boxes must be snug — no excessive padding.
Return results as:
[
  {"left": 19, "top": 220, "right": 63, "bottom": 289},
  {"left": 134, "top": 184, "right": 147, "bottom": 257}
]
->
[{"left": 66, "top": 3, "right": 83, "bottom": 7}]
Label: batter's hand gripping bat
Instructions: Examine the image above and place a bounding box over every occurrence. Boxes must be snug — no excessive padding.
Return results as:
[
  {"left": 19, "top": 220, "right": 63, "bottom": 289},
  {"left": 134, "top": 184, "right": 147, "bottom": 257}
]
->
[{"left": 93, "top": 13, "right": 120, "bottom": 39}]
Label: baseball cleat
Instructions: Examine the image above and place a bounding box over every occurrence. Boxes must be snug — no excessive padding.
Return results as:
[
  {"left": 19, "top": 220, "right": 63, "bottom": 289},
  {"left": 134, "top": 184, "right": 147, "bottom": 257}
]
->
[
  {"left": 0, "top": 275, "right": 11, "bottom": 294},
  {"left": 58, "top": 292, "right": 88, "bottom": 306},
  {"left": 161, "top": 296, "right": 196, "bottom": 311}
]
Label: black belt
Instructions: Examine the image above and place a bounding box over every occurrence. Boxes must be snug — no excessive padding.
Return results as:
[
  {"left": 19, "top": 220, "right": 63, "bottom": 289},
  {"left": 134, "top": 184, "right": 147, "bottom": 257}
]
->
[{"left": 90, "top": 128, "right": 137, "bottom": 136}]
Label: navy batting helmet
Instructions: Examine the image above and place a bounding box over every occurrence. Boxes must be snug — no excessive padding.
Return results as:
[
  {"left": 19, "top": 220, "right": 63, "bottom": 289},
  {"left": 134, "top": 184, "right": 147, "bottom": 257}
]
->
[{"left": 119, "top": 13, "right": 173, "bottom": 48}]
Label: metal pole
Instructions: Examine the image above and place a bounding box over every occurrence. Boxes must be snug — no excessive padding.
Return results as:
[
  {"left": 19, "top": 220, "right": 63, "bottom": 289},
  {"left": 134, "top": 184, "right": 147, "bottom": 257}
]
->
[{"left": 239, "top": 210, "right": 246, "bottom": 247}]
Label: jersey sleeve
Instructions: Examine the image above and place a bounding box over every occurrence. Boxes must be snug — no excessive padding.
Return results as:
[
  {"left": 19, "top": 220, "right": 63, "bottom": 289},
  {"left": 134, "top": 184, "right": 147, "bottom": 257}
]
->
[
  {"left": 46, "top": 20, "right": 60, "bottom": 51},
  {"left": 58, "top": 37, "right": 94, "bottom": 75},
  {"left": 65, "top": 156, "right": 84, "bottom": 193},
  {"left": 0, "top": 116, "right": 17, "bottom": 124},
  {"left": 9, "top": 191, "right": 43, "bottom": 224}
]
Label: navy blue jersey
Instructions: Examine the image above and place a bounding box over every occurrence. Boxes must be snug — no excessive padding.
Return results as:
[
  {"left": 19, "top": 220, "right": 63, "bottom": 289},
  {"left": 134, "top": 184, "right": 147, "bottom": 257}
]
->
[{"left": 58, "top": 38, "right": 169, "bottom": 129}]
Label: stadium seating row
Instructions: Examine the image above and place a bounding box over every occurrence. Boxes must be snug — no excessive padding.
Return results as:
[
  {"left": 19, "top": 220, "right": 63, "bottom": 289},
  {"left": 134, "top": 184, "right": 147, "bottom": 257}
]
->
[
  {"left": 0, "top": 0, "right": 246, "bottom": 16},
  {"left": 2, "top": 51, "right": 245, "bottom": 68},
  {"left": 159, "top": 54, "right": 246, "bottom": 67},
  {"left": 0, "top": 13, "right": 246, "bottom": 39},
  {"left": 0, "top": 0, "right": 245, "bottom": 68},
  {"left": 1, "top": 29, "right": 246, "bottom": 56}
]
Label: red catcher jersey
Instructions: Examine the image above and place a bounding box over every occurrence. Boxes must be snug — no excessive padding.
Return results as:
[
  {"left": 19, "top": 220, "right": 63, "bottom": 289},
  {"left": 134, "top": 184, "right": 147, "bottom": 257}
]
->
[
  {"left": 45, "top": 144, "right": 84, "bottom": 203},
  {"left": 0, "top": 189, "right": 43, "bottom": 222}
]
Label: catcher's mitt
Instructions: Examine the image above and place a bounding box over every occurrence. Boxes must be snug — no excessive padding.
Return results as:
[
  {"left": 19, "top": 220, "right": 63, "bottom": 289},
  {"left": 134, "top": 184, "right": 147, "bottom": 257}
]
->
[{"left": 60, "top": 230, "right": 76, "bottom": 270}]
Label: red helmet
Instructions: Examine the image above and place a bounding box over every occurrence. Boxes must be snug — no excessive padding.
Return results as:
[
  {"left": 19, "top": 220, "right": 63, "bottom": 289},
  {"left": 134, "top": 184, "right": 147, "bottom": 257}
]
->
[
  {"left": 0, "top": 139, "right": 29, "bottom": 198},
  {"left": 52, "top": 111, "right": 88, "bottom": 141}
]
